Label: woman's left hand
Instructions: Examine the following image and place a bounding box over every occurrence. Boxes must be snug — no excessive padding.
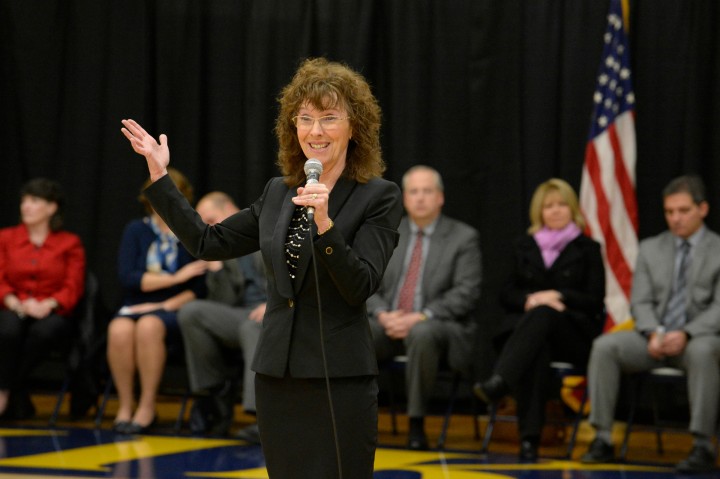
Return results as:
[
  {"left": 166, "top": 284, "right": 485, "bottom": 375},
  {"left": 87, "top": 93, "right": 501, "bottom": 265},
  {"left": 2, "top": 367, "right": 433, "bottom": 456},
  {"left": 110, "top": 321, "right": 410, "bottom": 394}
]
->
[
  {"left": 293, "top": 184, "right": 331, "bottom": 229},
  {"left": 121, "top": 119, "right": 170, "bottom": 182},
  {"left": 19, "top": 298, "right": 54, "bottom": 320},
  {"left": 526, "top": 290, "right": 565, "bottom": 312}
]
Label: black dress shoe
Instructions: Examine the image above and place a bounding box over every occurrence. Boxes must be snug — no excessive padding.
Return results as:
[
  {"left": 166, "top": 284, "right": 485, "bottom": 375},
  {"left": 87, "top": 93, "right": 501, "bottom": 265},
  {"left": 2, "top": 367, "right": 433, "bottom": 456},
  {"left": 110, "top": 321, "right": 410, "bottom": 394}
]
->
[
  {"left": 112, "top": 421, "right": 131, "bottom": 434},
  {"left": 407, "top": 434, "right": 429, "bottom": 451},
  {"left": 124, "top": 415, "right": 158, "bottom": 435},
  {"left": 235, "top": 423, "right": 261, "bottom": 445},
  {"left": 209, "top": 383, "right": 235, "bottom": 436},
  {"left": 190, "top": 382, "right": 236, "bottom": 436},
  {"left": 519, "top": 440, "right": 538, "bottom": 462},
  {"left": 676, "top": 445, "right": 716, "bottom": 473},
  {"left": 580, "top": 438, "right": 614, "bottom": 464},
  {"left": 473, "top": 375, "right": 509, "bottom": 404}
]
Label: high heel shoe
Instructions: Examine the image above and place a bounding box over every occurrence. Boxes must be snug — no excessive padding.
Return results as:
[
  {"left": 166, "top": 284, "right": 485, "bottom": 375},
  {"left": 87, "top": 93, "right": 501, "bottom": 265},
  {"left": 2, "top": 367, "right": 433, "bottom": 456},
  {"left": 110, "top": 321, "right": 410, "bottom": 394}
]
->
[
  {"left": 112, "top": 421, "right": 131, "bottom": 434},
  {"left": 124, "top": 415, "right": 158, "bottom": 435}
]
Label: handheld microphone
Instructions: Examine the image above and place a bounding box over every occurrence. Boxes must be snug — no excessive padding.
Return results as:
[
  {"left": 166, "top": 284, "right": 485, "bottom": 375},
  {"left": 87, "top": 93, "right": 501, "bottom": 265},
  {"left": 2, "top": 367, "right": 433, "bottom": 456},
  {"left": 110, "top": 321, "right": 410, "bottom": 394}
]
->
[
  {"left": 304, "top": 158, "right": 323, "bottom": 221},
  {"left": 303, "top": 156, "right": 343, "bottom": 477}
]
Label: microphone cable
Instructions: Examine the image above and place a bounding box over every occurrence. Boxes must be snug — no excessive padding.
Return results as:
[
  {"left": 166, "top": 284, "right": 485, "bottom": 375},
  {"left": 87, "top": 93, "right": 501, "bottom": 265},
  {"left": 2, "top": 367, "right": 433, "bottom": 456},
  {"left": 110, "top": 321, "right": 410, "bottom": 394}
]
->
[{"left": 308, "top": 218, "right": 344, "bottom": 479}]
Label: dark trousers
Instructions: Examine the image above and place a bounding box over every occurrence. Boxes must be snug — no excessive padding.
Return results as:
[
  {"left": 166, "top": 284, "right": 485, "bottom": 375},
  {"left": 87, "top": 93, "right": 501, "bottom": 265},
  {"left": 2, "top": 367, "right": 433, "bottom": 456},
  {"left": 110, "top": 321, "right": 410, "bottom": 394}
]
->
[
  {"left": 0, "top": 310, "right": 72, "bottom": 390},
  {"left": 494, "top": 306, "right": 593, "bottom": 439},
  {"left": 255, "top": 374, "right": 377, "bottom": 479}
]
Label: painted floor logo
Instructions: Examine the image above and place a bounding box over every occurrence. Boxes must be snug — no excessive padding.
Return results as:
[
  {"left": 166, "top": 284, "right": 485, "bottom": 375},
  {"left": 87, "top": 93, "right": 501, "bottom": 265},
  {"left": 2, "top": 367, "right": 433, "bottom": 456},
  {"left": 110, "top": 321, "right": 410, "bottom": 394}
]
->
[{"left": 0, "top": 427, "right": 698, "bottom": 479}]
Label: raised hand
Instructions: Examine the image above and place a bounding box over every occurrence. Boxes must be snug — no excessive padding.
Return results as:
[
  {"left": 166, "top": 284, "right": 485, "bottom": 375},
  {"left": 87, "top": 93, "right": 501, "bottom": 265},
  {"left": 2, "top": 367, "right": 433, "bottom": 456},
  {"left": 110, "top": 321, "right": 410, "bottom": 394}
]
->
[{"left": 120, "top": 119, "right": 170, "bottom": 181}]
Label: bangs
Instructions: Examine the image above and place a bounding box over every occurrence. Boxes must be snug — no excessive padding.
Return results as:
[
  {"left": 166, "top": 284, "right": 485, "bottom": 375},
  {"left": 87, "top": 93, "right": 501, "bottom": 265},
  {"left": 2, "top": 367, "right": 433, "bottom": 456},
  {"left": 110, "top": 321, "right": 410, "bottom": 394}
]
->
[{"left": 297, "top": 85, "right": 346, "bottom": 113}]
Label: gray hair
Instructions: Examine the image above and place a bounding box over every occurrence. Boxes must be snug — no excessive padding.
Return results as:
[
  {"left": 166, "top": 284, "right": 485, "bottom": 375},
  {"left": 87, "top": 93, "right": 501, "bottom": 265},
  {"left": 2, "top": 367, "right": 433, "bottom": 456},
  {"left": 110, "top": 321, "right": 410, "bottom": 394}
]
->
[{"left": 401, "top": 165, "right": 444, "bottom": 192}]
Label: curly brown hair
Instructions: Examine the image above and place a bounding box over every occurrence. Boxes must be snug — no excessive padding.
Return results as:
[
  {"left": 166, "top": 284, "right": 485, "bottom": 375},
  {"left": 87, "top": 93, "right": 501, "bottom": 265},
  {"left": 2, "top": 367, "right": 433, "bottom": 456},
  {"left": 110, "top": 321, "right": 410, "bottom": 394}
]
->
[{"left": 275, "top": 57, "right": 385, "bottom": 186}]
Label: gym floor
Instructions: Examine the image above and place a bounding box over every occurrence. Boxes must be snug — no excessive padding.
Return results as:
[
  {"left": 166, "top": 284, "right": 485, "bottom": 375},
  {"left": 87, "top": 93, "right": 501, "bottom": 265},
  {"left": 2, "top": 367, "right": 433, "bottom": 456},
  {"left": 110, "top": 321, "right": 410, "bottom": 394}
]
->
[{"left": 0, "top": 394, "right": 713, "bottom": 479}]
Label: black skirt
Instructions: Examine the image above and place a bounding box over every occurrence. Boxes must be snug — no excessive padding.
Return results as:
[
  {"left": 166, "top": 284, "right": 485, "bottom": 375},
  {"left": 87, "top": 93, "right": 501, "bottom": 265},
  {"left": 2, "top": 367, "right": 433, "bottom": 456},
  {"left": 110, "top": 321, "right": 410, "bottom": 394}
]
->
[{"left": 255, "top": 374, "right": 378, "bottom": 479}]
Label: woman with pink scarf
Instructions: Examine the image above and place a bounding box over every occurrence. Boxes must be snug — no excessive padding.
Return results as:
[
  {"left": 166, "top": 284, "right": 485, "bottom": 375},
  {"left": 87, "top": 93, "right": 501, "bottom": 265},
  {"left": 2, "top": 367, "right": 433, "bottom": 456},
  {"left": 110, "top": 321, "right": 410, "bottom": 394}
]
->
[{"left": 474, "top": 178, "right": 606, "bottom": 461}]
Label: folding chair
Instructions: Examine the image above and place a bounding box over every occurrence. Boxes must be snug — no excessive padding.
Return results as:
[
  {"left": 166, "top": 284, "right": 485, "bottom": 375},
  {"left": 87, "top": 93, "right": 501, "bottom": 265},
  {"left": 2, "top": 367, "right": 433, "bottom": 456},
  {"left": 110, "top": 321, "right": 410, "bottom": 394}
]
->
[
  {"left": 480, "top": 361, "right": 588, "bottom": 458},
  {"left": 619, "top": 366, "right": 686, "bottom": 460},
  {"left": 384, "top": 355, "right": 480, "bottom": 450}
]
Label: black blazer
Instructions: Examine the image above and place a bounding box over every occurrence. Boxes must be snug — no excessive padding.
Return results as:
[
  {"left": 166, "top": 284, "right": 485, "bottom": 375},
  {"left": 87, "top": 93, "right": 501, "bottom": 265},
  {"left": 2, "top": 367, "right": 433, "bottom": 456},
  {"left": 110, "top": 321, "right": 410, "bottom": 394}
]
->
[
  {"left": 497, "top": 234, "right": 606, "bottom": 341},
  {"left": 145, "top": 174, "right": 402, "bottom": 378}
]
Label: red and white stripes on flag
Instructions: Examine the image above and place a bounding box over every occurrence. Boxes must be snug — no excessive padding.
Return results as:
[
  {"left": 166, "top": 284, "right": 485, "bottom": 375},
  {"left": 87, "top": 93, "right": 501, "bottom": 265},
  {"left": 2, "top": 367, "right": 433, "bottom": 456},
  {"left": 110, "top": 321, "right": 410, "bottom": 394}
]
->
[{"left": 579, "top": 0, "right": 638, "bottom": 328}]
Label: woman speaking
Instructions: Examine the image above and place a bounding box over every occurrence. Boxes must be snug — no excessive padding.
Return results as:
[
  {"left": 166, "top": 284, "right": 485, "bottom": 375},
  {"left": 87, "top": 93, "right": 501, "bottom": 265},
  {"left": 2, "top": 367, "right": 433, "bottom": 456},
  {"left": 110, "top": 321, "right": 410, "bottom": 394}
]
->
[{"left": 121, "top": 57, "right": 402, "bottom": 479}]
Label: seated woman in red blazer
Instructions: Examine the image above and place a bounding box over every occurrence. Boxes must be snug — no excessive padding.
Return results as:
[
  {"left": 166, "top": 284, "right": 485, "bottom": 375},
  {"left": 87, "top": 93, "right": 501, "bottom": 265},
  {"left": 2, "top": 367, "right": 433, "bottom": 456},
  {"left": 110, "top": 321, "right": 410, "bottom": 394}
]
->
[{"left": 0, "top": 178, "right": 86, "bottom": 419}]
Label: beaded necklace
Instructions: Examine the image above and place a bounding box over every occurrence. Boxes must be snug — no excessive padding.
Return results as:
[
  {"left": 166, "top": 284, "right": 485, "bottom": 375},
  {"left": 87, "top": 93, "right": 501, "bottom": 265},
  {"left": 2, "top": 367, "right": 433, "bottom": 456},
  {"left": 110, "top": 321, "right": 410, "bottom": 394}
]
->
[{"left": 284, "top": 205, "right": 311, "bottom": 279}]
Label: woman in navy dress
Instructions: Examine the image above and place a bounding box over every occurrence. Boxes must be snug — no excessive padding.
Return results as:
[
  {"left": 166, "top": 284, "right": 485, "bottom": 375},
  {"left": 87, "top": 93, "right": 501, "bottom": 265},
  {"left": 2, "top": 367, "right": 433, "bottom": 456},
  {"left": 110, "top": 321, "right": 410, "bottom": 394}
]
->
[{"left": 107, "top": 167, "right": 207, "bottom": 434}]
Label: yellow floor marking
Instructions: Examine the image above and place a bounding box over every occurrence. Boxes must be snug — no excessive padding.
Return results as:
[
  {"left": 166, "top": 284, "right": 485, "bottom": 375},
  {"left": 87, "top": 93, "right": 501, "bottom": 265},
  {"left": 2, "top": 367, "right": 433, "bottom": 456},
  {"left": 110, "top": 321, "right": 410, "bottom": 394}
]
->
[
  {"left": 0, "top": 436, "right": 237, "bottom": 472},
  {"left": 0, "top": 475, "right": 88, "bottom": 479},
  {"left": 0, "top": 430, "right": 679, "bottom": 479},
  {"left": 186, "top": 468, "right": 269, "bottom": 478},
  {"left": 0, "top": 429, "right": 66, "bottom": 437}
]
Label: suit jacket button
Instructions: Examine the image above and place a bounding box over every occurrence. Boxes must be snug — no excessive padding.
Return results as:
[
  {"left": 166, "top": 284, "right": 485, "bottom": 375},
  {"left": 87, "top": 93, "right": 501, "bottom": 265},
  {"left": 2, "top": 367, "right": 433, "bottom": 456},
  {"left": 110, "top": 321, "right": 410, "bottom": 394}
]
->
[
  {"left": 288, "top": 299, "right": 294, "bottom": 308},
  {"left": 325, "top": 247, "right": 333, "bottom": 255}
]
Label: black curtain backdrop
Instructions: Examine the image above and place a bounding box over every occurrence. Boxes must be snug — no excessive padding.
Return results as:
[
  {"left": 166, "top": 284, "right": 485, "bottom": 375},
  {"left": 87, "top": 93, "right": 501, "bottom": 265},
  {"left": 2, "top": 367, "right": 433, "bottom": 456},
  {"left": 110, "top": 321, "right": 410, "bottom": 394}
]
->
[{"left": 2, "top": 0, "right": 720, "bottom": 331}]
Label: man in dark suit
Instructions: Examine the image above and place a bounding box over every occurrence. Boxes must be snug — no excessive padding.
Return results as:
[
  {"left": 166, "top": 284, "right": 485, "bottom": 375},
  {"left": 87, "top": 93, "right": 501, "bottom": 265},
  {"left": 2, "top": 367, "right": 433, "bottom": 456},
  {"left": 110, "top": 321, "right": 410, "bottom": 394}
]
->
[
  {"left": 178, "top": 192, "right": 267, "bottom": 441},
  {"left": 367, "top": 165, "right": 482, "bottom": 450},
  {"left": 581, "top": 175, "right": 720, "bottom": 474}
]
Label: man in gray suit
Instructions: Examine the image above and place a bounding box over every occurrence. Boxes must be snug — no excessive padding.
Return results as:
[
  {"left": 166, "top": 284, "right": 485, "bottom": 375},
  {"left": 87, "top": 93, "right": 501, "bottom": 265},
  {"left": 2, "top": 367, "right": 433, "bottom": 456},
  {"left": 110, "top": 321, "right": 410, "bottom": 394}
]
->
[
  {"left": 367, "top": 165, "right": 481, "bottom": 450},
  {"left": 178, "top": 192, "right": 267, "bottom": 442},
  {"left": 581, "top": 175, "right": 720, "bottom": 473}
]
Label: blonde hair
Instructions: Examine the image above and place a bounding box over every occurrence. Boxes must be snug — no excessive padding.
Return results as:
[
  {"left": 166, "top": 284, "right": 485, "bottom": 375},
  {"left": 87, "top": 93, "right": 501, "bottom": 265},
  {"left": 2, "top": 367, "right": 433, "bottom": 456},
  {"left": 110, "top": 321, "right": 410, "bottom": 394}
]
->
[
  {"left": 275, "top": 57, "right": 385, "bottom": 186},
  {"left": 527, "top": 178, "right": 585, "bottom": 233}
]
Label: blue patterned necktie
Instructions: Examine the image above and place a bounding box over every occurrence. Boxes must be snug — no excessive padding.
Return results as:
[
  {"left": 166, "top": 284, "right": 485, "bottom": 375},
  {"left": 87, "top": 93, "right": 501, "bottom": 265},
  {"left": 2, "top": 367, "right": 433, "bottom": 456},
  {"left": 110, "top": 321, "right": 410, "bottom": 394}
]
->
[{"left": 663, "top": 240, "right": 691, "bottom": 331}]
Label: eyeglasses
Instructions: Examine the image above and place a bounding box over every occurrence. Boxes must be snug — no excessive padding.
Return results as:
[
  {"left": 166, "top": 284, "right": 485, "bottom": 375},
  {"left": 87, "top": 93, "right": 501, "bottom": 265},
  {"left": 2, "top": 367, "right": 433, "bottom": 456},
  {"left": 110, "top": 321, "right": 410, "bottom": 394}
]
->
[{"left": 292, "top": 115, "right": 350, "bottom": 131}]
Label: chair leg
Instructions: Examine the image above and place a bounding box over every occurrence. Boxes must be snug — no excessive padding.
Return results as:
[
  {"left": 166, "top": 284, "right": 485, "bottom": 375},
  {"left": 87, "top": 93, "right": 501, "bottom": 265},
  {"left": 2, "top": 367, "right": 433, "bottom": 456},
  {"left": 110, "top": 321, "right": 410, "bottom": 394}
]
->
[
  {"left": 387, "top": 370, "right": 398, "bottom": 436},
  {"left": 619, "top": 376, "right": 641, "bottom": 461},
  {"left": 95, "top": 374, "right": 114, "bottom": 428},
  {"left": 480, "top": 403, "right": 496, "bottom": 454},
  {"left": 471, "top": 394, "right": 481, "bottom": 441},
  {"left": 174, "top": 391, "right": 191, "bottom": 433},
  {"left": 386, "top": 359, "right": 408, "bottom": 436},
  {"left": 565, "top": 387, "right": 588, "bottom": 459},
  {"left": 651, "top": 382, "right": 664, "bottom": 455},
  {"left": 49, "top": 375, "right": 71, "bottom": 427},
  {"left": 436, "top": 373, "right": 460, "bottom": 450}
]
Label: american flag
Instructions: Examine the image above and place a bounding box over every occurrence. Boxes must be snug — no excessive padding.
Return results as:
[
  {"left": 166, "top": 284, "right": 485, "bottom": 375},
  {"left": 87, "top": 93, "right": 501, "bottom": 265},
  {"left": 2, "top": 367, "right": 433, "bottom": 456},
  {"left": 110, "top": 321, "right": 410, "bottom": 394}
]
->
[{"left": 579, "top": 0, "right": 638, "bottom": 328}]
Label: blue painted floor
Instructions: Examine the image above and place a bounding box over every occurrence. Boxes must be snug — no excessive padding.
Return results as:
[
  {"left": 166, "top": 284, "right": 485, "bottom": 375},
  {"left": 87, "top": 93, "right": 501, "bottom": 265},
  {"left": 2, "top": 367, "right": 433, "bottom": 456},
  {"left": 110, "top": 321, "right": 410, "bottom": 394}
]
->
[{"left": 0, "top": 425, "right": 714, "bottom": 478}]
